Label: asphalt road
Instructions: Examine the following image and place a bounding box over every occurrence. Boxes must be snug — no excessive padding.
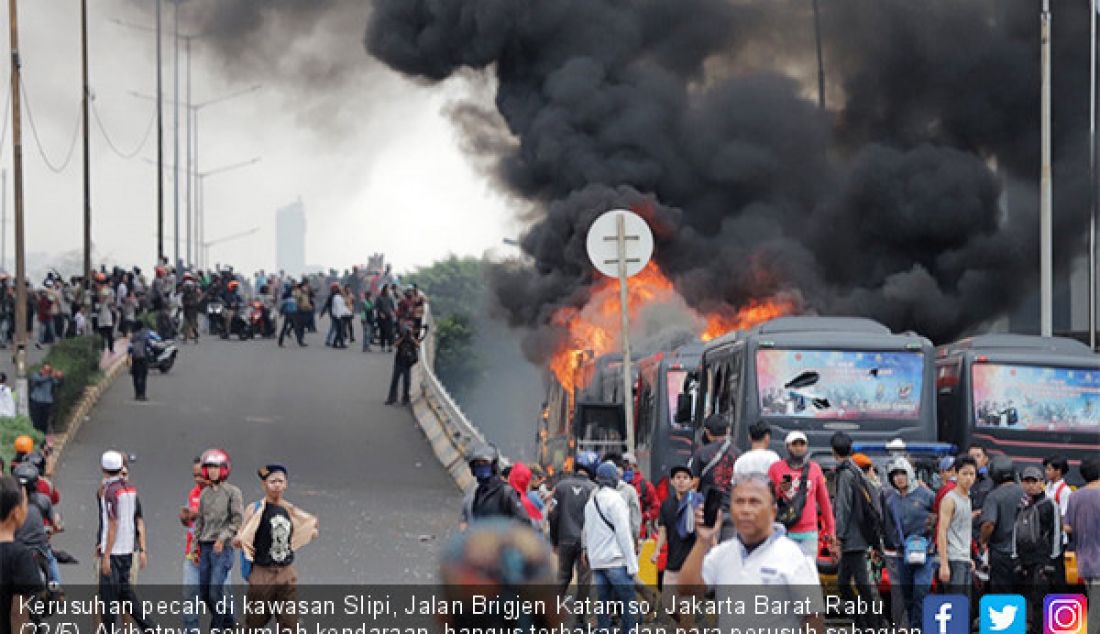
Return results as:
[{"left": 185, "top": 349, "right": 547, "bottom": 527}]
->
[{"left": 48, "top": 332, "right": 460, "bottom": 585}]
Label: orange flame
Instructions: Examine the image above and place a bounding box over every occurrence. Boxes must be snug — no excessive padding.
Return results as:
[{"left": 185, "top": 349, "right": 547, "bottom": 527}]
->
[{"left": 548, "top": 262, "right": 794, "bottom": 394}]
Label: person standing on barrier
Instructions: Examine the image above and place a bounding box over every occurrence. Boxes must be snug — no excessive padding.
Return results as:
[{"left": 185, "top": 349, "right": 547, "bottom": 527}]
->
[
  {"left": 385, "top": 321, "right": 424, "bottom": 406},
  {"left": 235, "top": 465, "right": 318, "bottom": 633}
]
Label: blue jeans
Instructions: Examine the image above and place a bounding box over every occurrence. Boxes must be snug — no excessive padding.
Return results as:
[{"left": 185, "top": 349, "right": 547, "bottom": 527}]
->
[
  {"left": 183, "top": 556, "right": 232, "bottom": 634},
  {"left": 888, "top": 556, "right": 934, "bottom": 630},
  {"left": 593, "top": 566, "right": 638, "bottom": 634},
  {"left": 198, "top": 543, "right": 236, "bottom": 630},
  {"left": 45, "top": 548, "right": 61, "bottom": 586}
]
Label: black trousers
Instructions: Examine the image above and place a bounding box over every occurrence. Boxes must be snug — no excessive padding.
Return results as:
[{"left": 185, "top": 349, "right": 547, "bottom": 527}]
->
[
  {"left": 29, "top": 400, "right": 52, "bottom": 434},
  {"left": 837, "top": 550, "right": 883, "bottom": 627},
  {"left": 131, "top": 358, "right": 148, "bottom": 398},
  {"left": 99, "top": 325, "right": 114, "bottom": 353},
  {"left": 99, "top": 554, "right": 156, "bottom": 630},
  {"left": 556, "top": 541, "right": 592, "bottom": 604},
  {"left": 279, "top": 314, "right": 304, "bottom": 345},
  {"left": 387, "top": 359, "right": 412, "bottom": 403},
  {"left": 989, "top": 550, "right": 1016, "bottom": 594}
]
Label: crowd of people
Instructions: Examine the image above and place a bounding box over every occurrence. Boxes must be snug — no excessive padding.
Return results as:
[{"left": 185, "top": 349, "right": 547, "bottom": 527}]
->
[{"left": 461, "top": 415, "right": 1100, "bottom": 633}]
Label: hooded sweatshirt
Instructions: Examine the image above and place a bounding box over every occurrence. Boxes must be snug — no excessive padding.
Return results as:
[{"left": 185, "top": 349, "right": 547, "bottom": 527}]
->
[
  {"left": 881, "top": 457, "right": 935, "bottom": 553},
  {"left": 508, "top": 463, "right": 543, "bottom": 523}
]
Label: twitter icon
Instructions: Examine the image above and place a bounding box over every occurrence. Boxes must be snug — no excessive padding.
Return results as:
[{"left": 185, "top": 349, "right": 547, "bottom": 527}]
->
[{"left": 981, "top": 595, "right": 1027, "bottom": 634}]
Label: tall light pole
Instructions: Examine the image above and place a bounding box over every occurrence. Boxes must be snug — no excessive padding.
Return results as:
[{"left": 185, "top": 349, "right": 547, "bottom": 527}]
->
[
  {"left": 1039, "top": 0, "right": 1053, "bottom": 337},
  {"left": 156, "top": 1, "right": 165, "bottom": 262},
  {"left": 81, "top": 0, "right": 92, "bottom": 283},
  {"left": 812, "top": 0, "right": 825, "bottom": 109},
  {"left": 1090, "top": 0, "right": 1097, "bottom": 349},
  {"left": 8, "top": 0, "right": 27, "bottom": 413},
  {"left": 173, "top": 0, "right": 180, "bottom": 269}
]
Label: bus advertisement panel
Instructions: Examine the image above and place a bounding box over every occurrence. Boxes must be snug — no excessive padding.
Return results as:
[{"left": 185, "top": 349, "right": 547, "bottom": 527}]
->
[
  {"left": 757, "top": 349, "right": 924, "bottom": 420},
  {"left": 972, "top": 363, "right": 1100, "bottom": 432}
]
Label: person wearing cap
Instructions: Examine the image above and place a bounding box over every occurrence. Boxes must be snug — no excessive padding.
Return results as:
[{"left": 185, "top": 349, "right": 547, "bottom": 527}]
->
[
  {"left": 549, "top": 456, "right": 596, "bottom": 616},
  {"left": 931, "top": 455, "right": 957, "bottom": 516},
  {"left": 766, "top": 430, "right": 834, "bottom": 561},
  {"left": 652, "top": 465, "right": 698, "bottom": 625},
  {"left": 688, "top": 415, "right": 738, "bottom": 538},
  {"left": 235, "top": 465, "right": 318, "bottom": 632},
  {"left": 1015, "top": 465, "right": 1064, "bottom": 630},
  {"left": 583, "top": 461, "right": 640, "bottom": 634},
  {"left": 978, "top": 455, "right": 1024, "bottom": 595},
  {"left": 96, "top": 450, "right": 157, "bottom": 633}
]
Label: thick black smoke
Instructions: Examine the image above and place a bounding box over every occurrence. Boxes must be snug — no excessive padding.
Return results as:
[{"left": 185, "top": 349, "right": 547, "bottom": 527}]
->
[{"left": 366, "top": 0, "right": 1091, "bottom": 354}]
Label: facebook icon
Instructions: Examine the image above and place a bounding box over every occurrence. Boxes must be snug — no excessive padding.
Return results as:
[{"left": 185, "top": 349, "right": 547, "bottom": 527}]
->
[{"left": 925, "top": 595, "right": 970, "bottom": 634}]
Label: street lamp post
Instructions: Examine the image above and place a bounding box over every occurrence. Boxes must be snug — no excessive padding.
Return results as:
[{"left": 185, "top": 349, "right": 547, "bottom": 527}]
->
[
  {"left": 1039, "top": 0, "right": 1053, "bottom": 337},
  {"left": 8, "top": 0, "right": 27, "bottom": 413}
]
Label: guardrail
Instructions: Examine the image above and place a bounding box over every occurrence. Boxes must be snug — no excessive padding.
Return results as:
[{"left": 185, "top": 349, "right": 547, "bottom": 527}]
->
[{"left": 409, "top": 305, "right": 488, "bottom": 492}]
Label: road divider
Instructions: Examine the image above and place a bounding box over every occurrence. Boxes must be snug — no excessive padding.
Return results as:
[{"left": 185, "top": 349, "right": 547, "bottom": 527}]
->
[{"left": 408, "top": 306, "right": 491, "bottom": 492}]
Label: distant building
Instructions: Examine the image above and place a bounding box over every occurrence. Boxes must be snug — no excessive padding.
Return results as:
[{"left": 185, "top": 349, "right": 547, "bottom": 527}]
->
[{"left": 276, "top": 198, "right": 306, "bottom": 276}]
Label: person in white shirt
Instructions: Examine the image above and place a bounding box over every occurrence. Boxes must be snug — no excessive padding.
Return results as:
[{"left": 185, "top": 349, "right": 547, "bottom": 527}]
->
[
  {"left": 734, "top": 420, "right": 782, "bottom": 478},
  {"left": 1044, "top": 455, "right": 1073, "bottom": 519},
  {"left": 0, "top": 372, "right": 15, "bottom": 418},
  {"left": 679, "top": 473, "right": 825, "bottom": 633},
  {"left": 584, "top": 461, "right": 640, "bottom": 634}
]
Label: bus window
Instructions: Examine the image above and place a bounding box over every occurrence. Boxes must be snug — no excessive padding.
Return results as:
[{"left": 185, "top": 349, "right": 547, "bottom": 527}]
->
[
  {"left": 972, "top": 363, "right": 1100, "bottom": 432},
  {"left": 637, "top": 383, "right": 654, "bottom": 448},
  {"left": 704, "top": 366, "right": 717, "bottom": 418},
  {"left": 667, "top": 369, "right": 689, "bottom": 430},
  {"left": 756, "top": 349, "right": 924, "bottom": 420}
]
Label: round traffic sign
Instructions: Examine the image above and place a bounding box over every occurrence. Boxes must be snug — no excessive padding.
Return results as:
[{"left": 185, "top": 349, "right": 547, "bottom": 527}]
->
[{"left": 585, "top": 209, "right": 654, "bottom": 278}]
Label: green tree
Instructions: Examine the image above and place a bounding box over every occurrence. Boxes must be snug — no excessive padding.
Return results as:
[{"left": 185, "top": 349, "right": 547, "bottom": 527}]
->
[{"left": 406, "top": 256, "right": 486, "bottom": 397}]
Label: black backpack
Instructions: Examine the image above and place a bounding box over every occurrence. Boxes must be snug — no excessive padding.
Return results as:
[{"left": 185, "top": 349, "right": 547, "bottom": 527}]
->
[
  {"left": 1013, "top": 497, "right": 1055, "bottom": 560},
  {"left": 845, "top": 462, "right": 886, "bottom": 548}
]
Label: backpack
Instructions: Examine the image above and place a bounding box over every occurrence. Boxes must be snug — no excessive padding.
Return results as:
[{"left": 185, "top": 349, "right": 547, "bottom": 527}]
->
[
  {"left": 131, "top": 332, "right": 148, "bottom": 360},
  {"left": 1012, "top": 497, "right": 1054, "bottom": 560},
  {"left": 844, "top": 462, "right": 886, "bottom": 548}
]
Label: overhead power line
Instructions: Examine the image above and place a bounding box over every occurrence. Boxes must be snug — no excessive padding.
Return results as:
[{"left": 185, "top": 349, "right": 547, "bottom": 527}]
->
[
  {"left": 20, "top": 77, "right": 81, "bottom": 174},
  {"left": 92, "top": 100, "right": 155, "bottom": 159}
]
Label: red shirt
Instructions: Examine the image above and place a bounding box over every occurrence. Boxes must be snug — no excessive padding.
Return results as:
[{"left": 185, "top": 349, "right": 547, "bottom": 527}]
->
[
  {"left": 933, "top": 480, "right": 957, "bottom": 514},
  {"left": 767, "top": 459, "right": 835, "bottom": 537},
  {"left": 184, "top": 484, "right": 202, "bottom": 557}
]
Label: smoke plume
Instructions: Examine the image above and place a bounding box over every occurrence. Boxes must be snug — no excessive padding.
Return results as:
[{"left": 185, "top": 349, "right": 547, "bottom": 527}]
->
[{"left": 366, "top": 0, "right": 1090, "bottom": 359}]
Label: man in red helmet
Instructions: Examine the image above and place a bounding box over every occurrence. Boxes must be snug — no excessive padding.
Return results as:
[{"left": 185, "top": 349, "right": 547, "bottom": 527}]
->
[{"left": 190, "top": 449, "right": 243, "bottom": 631}]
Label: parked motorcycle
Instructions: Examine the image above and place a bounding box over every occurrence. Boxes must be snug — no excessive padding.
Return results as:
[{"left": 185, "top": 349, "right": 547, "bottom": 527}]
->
[
  {"left": 206, "top": 301, "right": 225, "bottom": 337},
  {"left": 147, "top": 331, "right": 178, "bottom": 373}
]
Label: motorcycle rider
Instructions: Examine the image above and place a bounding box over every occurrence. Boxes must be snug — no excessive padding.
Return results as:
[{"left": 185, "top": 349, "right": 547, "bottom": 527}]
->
[
  {"left": 180, "top": 273, "right": 201, "bottom": 343},
  {"left": 221, "top": 280, "right": 243, "bottom": 339}
]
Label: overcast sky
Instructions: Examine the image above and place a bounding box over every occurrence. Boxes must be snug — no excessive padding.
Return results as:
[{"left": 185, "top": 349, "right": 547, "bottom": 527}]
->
[{"left": 0, "top": 1, "right": 518, "bottom": 276}]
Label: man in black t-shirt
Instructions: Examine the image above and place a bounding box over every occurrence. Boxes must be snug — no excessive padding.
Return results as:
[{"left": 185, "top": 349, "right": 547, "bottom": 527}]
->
[
  {"left": 236, "top": 465, "right": 318, "bottom": 633},
  {"left": 653, "top": 465, "right": 698, "bottom": 626}
]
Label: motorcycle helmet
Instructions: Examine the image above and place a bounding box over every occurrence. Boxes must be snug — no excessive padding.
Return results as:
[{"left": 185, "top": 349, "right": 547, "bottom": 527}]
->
[
  {"left": 94, "top": 272, "right": 107, "bottom": 283},
  {"left": 227, "top": 280, "right": 240, "bottom": 291},
  {"left": 13, "top": 462, "right": 38, "bottom": 488},
  {"left": 200, "top": 448, "right": 231, "bottom": 481},
  {"left": 467, "top": 443, "right": 499, "bottom": 471},
  {"left": 989, "top": 455, "right": 1015, "bottom": 484},
  {"left": 574, "top": 450, "right": 599, "bottom": 476},
  {"left": 13, "top": 435, "right": 34, "bottom": 454},
  {"left": 155, "top": 266, "right": 167, "bottom": 278}
]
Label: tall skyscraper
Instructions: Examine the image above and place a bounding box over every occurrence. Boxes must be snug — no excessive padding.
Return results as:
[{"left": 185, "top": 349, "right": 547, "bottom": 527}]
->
[{"left": 276, "top": 198, "right": 306, "bottom": 275}]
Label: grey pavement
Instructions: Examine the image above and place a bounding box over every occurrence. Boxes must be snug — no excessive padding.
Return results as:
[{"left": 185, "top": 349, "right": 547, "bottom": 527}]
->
[{"left": 49, "top": 333, "right": 461, "bottom": 585}]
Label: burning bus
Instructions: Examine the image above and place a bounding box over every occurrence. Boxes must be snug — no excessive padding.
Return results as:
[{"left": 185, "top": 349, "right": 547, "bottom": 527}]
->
[
  {"left": 682, "top": 316, "right": 938, "bottom": 456},
  {"left": 634, "top": 343, "right": 705, "bottom": 492},
  {"left": 935, "top": 334, "right": 1100, "bottom": 483}
]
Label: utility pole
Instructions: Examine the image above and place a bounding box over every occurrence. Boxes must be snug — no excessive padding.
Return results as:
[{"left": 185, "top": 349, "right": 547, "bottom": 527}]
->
[
  {"left": 173, "top": 0, "right": 180, "bottom": 270},
  {"left": 9, "top": 0, "right": 27, "bottom": 414},
  {"left": 812, "top": 0, "right": 825, "bottom": 110},
  {"left": 186, "top": 36, "right": 192, "bottom": 267},
  {"left": 1, "top": 169, "right": 6, "bottom": 271},
  {"left": 1090, "top": 0, "right": 1097, "bottom": 349},
  {"left": 156, "top": 0, "right": 164, "bottom": 262},
  {"left": 81, "top": 0, "right": 92, "bottom": 283},
  {"left": 1039, "top": 0, "right": 1053, "bottom": 337}
]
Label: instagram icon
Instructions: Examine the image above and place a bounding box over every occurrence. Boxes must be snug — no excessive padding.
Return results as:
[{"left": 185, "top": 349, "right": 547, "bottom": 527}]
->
[{"left": 1044, "top": 595, "right": 1087, "bottom": 634}]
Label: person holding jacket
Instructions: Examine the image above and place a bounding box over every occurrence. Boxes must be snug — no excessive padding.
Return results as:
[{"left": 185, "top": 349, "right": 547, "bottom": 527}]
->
[
  {"left": 881, "top": 457, "right": 935, "bottom": 631},
  {"left": 583, "top": 461, "right": 639, "bottom": 634}
]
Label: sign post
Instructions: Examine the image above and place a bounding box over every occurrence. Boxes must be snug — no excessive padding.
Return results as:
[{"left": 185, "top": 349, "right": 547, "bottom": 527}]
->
[{"left": 586, "top": 209, "right": 654, "bottom": 457}]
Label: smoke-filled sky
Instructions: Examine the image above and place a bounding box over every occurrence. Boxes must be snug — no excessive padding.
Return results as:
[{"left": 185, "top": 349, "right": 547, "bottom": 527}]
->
[
  {"left": 0, "top": 0, "right": 517, "bottom": 275},
  {"left": 368, "top": 0, "right": 1092, "bottom": 348}
]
